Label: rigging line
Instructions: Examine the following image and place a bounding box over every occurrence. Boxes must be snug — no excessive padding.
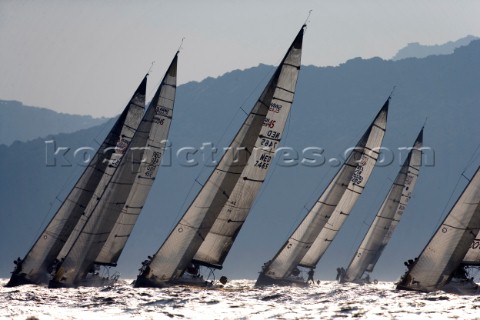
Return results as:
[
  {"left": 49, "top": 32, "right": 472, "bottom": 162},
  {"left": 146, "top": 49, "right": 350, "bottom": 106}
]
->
[
  {"left": 30, "top": 134, "right": 109, "bottom": 248},
  {"left": 434, "top": 146, "right": 480, "bottom": 233},
  {"left": 347, "top": 176, "right": 391, "bottom": 263},
  {"left": 177, "top": 37, "right": 185, "bottom": 53},
  {"left": 433, "top": 171, "right": 470, "bottom": 237},
  {"left": 462, "top": 142, "right": 480, "bottom": 175},
  {"left": 145, "top": 52, "right": 177, "bottom": 103},
  {"left": 171, "top": 59, "right": 279, "bottom": 211},
  {"left": 422, "top": 117, "right": 428, "bottom": 129},
  {"left": 147, "top": 61, "right": 155, "bottom": 76},
  {"left": 297, "top": 95, "right": 386, "bottom": 212},
  {"left": 388, "top": 85, "right": 396, "bottom": 99},
  {"left": 304, "top": 10, "right": 312, "bottom": 27},
  {"left": 170, "top": 178, "right": 200, "bottom": 231}
]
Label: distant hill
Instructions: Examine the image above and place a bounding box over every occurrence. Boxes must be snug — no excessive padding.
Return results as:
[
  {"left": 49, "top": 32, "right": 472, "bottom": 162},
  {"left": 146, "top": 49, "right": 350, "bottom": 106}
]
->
[
  {"left": 1, "top": 40, "right": 479, "bottom": 281},
  {"left": 392, "top": 35, "right": 479, "bottom": 60},
  {"left": 0, "top": 100, "right": 107, "bottom": 146}
]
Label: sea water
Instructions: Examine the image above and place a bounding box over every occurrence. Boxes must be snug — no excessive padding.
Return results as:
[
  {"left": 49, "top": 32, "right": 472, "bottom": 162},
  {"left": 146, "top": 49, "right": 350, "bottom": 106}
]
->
[{"left": 1, "top": 279, "right": 479, "bottom": 319}]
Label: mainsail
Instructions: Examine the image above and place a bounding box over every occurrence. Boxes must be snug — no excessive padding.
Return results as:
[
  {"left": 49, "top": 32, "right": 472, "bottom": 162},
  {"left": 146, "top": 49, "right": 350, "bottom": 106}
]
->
[
  {"left": 5, "top": 76, "right": 147, "bottom": 287},
  {"left": 256, "top": 97, "right": 388, "bottom": 286},
  {"left": 396, "top": 166, "right": 480, "bottom": 292},
  {"left": 95, "top": 54, "right": 178, "bottom": 267},
  {"left": 135, "top": 25, "right": 305, "bottom": 288},
  {"left": 341, "top": 127, "right": 423, "bottom": 283},
  {"left": 49, "top": 54, "right": 178, "bottom": 288}
]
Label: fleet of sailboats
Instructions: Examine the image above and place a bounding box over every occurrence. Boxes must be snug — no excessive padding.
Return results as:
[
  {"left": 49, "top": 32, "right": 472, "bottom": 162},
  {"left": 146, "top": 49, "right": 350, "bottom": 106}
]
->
[
  {"left": 7, "top": 52, "right": 179, "bottom": 288},
  {"left": 6, "top": 75, "right": 148, "bottom": 287},
  {"left": 255, "top": 97, "right": 388, "bottom": 287},
  {"left": 5, "top": 23, "right": 478, "bottom": 293},
  {"left": 338, "top": 127, "right": 424, "bottom": 284},
  {"left": 48, "top": 53, "right": 179, "bottom": 288}
]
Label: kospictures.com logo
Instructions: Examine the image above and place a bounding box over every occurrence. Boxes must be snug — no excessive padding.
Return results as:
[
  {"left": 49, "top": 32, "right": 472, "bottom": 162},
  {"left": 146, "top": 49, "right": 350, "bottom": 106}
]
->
[{"left": 44, "top": 140, "right": 435, "bottom": 169}]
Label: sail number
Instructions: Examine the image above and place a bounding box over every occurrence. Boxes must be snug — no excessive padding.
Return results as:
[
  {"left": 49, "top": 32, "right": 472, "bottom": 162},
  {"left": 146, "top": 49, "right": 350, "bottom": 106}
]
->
[
  {"left": 266, "top": 130, "right": 280, "bottom": 139},
  {"left": 351, "top": 155, "right": 367, "bottom": 185},
  {"left": 145, "top": 151, "right": 161, "bottom": 177},
  {"left": 155, "top": 106, "right": 169, "bottom": 116},
  {"left": 154, "top": 116, "right": 165, "bottom": 125},
  {"left": 263, "top": 118, "right": 276, "bottom": 128},
  {"left": 470, "top": 240, "right": 480, "bottom": 250},
  {"left": 255, "top": 153, "right": 272, "bottom": 169},
  {"left": 269, "top": 103, "right": 283, "bottom": 113},
  {"left": 261, "top": 130, "right": 281, "bottom": 148},
  {"left": 260, "top": 138, "right": 277, "bottom": 148}
]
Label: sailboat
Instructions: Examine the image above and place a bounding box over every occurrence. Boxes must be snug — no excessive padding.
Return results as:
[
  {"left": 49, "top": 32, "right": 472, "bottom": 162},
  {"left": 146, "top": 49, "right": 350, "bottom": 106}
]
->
[
  {"left": 134, "top": 25, "right": 305, "bottom": 288},
  {"left": 255, "top": 97, "right": 389, "bottom": 287},
  {"left": 396, "top": 165, "right": 480, "bottom": 294},
  {"left": 6, "top": 75, "right": 148, "bottom": 287},
  {"left": 48, "top": 53, "right": 179, "bottom": 288},
  {"left": 338, "top": 127, "right": 424, "bottom": 284}
]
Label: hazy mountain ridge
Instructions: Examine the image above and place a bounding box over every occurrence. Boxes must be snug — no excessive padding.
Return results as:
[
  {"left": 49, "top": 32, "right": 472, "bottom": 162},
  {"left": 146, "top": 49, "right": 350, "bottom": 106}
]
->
[
  {"left": 392, "top": 35, "right": 479, "bottom": 60},
  {"left": 0, "top": 100, "right": 108, "bottom": 146},
  {"left": 1, "top": 40, "right": 479, "bottom": 281}
]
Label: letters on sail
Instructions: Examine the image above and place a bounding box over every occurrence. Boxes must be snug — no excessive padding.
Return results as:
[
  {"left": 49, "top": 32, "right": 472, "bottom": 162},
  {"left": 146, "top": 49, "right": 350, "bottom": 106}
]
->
[
  {"left": 6, "top": 75, "right": 147, "bottom": 287},
  {"left": 48, "top": 53, "right": 179, "bottom": 288},
  {"left": 340, "top": 127, "right": 424, "bottom": 284},
  {"left": 134, "top": 25, "right": 305, "bottom": 288},
  {"left": 255, "top": 97, "right": 388, "bottom": 287},
  {"left": 462, "top": 235, "right": 480, "bottom": 266},
  {"left": 397, "top": 165, "right": 480, "bottom": 293}
]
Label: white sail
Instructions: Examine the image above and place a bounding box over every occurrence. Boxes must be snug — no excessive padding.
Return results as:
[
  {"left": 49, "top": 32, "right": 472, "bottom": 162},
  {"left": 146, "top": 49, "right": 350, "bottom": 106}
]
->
[
  {"left": 192, "top": 38, "right": 303, "bottom": 268},
  {"left": 6, "top": 76, "right": 147, "bottom": 287},
  {"left": 256, "top": 98, "right": 388, "bottom": 285},
  {"left": 95, "top": 55, "right": 178, "bottom": 266},
  {"left": 135, "top": 26, "right": 305, "bottom": 287},
  {"left": 397, "top": 166, "right": 480, "bottom": 292},
  {"left": 50, "top": 55, "right": 178, "bottom": 287},
  {"left": 343, "top": 128, "right": 423, "bottom": 283}
]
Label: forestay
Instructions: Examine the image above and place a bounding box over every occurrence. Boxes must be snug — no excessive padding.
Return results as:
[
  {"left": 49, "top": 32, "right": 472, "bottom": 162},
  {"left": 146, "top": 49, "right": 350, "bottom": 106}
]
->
[
  {"left": 259, "top": 98, "right": 388, "bottom": 282},
  {"left": 343, "top": 127, "right": 423, "bottom": 282},
  {"left": 51, "top": 54, "right": 178, "bottom": 287},
  {"left": 397, "top": 166, "right": 480, "bottom": 292},
  {"left": 6, "top": 76, "right": 146, "bottom": 287},
  {"left": 136, "top": 26, "right": 305, "bottom": 286}
]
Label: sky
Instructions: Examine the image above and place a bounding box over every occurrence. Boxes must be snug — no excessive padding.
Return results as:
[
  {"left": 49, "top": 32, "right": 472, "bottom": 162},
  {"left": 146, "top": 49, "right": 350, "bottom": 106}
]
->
[{"left": 0, "top": 0, "right": 479, "bottom": 117}]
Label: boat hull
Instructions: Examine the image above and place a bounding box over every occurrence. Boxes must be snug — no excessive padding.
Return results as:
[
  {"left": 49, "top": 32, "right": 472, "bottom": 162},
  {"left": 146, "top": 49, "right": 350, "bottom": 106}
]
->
[
  {"left": 134, "top": 275, "right": 217, "bottom": 289},
  {"left": 133, "top": 275, "right": 170, "bottom": 288},
  {"left": 255, "top": 272, "right": 308, "bottom": 288},
  {"left": 340, "top": 277, "right": 377, "bottom": 285},
  {"left": 5, "top": 273, "right": 38, "bottom": 287},
  {"left": 442, "top": 278, "right": 480, "bottom": 295},
  {"left": 49, "top": 275, "right": 117, "bottom": 288}
]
